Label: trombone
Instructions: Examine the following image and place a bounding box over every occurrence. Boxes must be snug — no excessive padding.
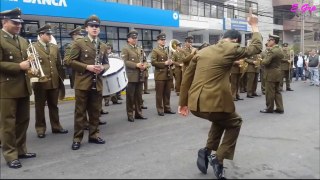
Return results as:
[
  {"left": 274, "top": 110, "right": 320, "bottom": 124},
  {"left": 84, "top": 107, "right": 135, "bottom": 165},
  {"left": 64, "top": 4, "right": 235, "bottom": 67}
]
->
[{"left": 27, "top": 39, "right": 48, "bottom": 82}]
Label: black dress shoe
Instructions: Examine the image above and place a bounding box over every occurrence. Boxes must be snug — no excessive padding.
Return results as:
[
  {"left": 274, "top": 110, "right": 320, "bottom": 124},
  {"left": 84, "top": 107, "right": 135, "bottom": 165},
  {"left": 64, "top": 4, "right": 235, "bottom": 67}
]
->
[
  {"left": 113, "top": 101, "right": 122, "bottom": 105},
  {"left": 99, "top": 120, "right": 107, "bottom": 125},
  {"left": 197, "top": 148, "right": 210, "bottom": 174},
  {"left": 128, "top": 117, "right": 134, "bottom": 122},
  {"left": 141, "top": 106, "right": 148, "bottom": 109},
  {"left": 274, "top": 109, "right": 284, "bottom": 114},
  {"left": 260, "top": 109, "right": 273, "bottom": 113},
  {"left": 83, "top": 127, "right": 89, "bottom": 130},
  {"left": 164, "top": 110, "right": 176, "bottom": 114},
  {"left": 208, "top": 155, "right": 226, "bottom": 179},
  {"left": 71, "top": 142, "right": 81, "bottom": 150},
  {"left": 158, "top": 112, "right": 164, "bottom": 116},
  {"left": 236, "top": 97, "right": 244, "bottom": 100},
  {"left": 88, "top": 137, "right": 105, "bottom": 144},
  {"left": 135, "top": 115, "right": 148, "bottom": 120},
  {"left": 37, "top": 134, "right": 46, "bottom": 138},
  {"left": 144, "top": 91, "right": 150, "bottom": 94},
  {"left": 18, "top": 153, "right": 36, "bottom": 159},
  {"left": 286, "top": 88, "right": 294, "bottom": 91},
  {"left": 52, "top": 129, "right": 68, "bottom": 134},
  {"left": 233, "top": 98, "right": 238, "bottom": 101},
  {"left": 104, "top": 102, "right": 109, "bottom": 106},
  {"left": 100, "top": 110, "right": 109, "bottom": 115},
  {"left": 7, "top": 159, "right": 22, "bottom": 169},
  {"left": 252, "top": 93, "right": 261, "bottom": 97},
  {"left": 247, "top": 95, "right": 254, "bottom": 98}
]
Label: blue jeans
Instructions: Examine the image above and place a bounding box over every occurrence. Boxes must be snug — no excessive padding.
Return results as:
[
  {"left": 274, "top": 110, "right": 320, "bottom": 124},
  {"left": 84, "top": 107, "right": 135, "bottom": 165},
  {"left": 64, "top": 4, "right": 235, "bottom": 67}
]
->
[{"left": 295, "top": 67, "right": 304, "bottom": 80}]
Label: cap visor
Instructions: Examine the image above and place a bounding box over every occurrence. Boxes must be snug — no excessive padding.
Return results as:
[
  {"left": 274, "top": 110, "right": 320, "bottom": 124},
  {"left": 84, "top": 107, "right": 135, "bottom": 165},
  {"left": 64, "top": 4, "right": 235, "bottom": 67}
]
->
[{"left": 11, "top": 19, "right": 23, "bottom": 23}]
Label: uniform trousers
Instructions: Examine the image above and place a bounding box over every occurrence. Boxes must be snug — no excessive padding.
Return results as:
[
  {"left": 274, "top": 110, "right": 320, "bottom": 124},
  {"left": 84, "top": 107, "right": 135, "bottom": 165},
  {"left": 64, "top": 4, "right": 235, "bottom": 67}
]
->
[
  {"left": 0, "top": 97, "right": 30, "bottom": 162},
  {"left": 33, "top": 86, "right": 62, "bottom": 134},
  {"left": 265, "top": 81, "right": 284, "bottom": 111},
  {"left": 246, "top": 72, "right": 259, "bottom": 96},
  {"left": 126, "top": 82, "right": 143, "bottom": 118},
  {"left": 230, "top": 73, "right": 241, "bottom": 99},
  {"left": 174, "top": 67, "right": 182, "bottom": 93},
  {"left": 73, "top": 89, "right": 101, "bottom": 142},
  {"left": 155, "top": 80, "right": 172, "bottom": 113},
  {"left": 191, "top": 110, "right": 242, "bottom": 161},
  {"left": 280, "top": 70, "right": 291, "bottom": 90}
]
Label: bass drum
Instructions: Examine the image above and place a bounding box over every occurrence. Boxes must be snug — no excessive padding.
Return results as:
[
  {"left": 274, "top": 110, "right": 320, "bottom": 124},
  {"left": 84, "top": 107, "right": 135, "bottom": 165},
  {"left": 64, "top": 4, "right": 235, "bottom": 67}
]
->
[{"left": 102, "top": 57, "right": 128, "bottom": 96}]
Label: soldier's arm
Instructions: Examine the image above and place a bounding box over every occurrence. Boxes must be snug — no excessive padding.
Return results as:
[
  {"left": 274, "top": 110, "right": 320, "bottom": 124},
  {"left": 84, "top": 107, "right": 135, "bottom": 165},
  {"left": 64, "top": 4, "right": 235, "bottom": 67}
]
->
[
  {"left": 172, "top": 53, "right": 180, "bottom": 66},
  {"left": 101, "top": 52, "right": 110, "bottom": 74},
  {"left": 151, "top": 49, "right": 166, "bottom": 69},
  {"left": 235, "top": 32, "right": 262, "bottom": 60},
  {"left": 0, "top": 47, "right": 25, "bottom": 75},
  {"left": 121, "top": 48, "right": 138, "bottom": 70},
  {"left": 67, "top": 41, "right": 87, "bottom": 73},
  {"left": 63, "top": 44, "right": 71, "bottom": 67},
  {"left": 261, "top": 49, "right": 276, "bottom": 65},
  {"left": 56, "top": 48, "right": 66, "bottom": 80},
  {"left": 179, "top": 55, "right": 198, "bottom": 106},
  {"left": 244, "top": 57, "right": 255, "bottom": 64}
]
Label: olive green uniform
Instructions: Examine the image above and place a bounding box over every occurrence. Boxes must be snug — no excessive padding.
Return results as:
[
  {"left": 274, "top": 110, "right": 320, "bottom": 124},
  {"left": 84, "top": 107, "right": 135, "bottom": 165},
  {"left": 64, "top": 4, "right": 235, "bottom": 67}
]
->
[
  {"left": 65, "top": 36, "right": 109, "bottom": 142},
  {"left": 230, "top": 63, "right": 241, "bottom": 100},
  {"left": 179, "top": 32, "right": 262, "bottom": 161},
  {"left": 151, "top": 46, "right": 174, "bottom": 113},
  {"left": 0, "top": 30, "right": 32, "bottom": 162},
  {"left": 280, "top": 49, "right": 291, "bottom": 90},
  {"left": 245, "top": 55, "right": 259, "bottom": 96},
  {"left": 121, "top": 44, "right": 145, "bottom": 119},
  {"left": 32, "top": 41, "right": 65, "bottom": 134},
  {"left": 172, "top": 50, "right": 185, "bottom": 93},
  {"left": 261, "top": 45, "right": 284, "bottom": 112}
]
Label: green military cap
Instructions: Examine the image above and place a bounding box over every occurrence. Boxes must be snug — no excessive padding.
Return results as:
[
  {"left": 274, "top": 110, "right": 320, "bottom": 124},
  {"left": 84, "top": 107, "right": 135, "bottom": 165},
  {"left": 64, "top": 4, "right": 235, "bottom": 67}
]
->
[
  {"left": 37, "top": 24, "right": 54, "bottom": 34},
  {"left": 282, "top": 43, "right": 288, "bottom": 47},
  {"left": 268, "top": 34, "right": 280, "bottom": 40},
  {"left": 69, "top": 26, "right": 85, "bottom": 36},
  {"left": 185, "top": 35, "right": 194, "bottom": 43},
  {"left": 0, "top": 8, "right": 23, "bottom": 23},
  {"left": 84, "top": 15, "right": 100, "bottom": 27},
  {"left": 157, "top": 32, "right": 166, "bottom": 40},
  {"left": 127, "top": 30, "right": 138, "bottom": 38}
]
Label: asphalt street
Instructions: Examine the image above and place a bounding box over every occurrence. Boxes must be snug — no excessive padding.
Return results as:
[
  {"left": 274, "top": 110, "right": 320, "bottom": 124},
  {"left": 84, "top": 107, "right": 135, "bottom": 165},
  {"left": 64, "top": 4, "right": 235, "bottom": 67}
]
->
[{"left": 0, "top": 80, "right": 319, "bottom": 179}]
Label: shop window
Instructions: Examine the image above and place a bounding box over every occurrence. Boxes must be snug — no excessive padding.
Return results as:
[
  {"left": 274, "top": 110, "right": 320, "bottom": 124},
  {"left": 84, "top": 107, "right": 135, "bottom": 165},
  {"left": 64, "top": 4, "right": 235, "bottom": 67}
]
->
[{"left": 21, "top": 21, "right": 39, "bottom": 41}]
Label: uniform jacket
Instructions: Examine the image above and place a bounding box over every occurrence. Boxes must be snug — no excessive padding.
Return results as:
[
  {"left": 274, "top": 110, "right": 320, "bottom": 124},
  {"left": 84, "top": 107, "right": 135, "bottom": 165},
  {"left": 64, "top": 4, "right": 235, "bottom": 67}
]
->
[
  {"left": 181, "top": 46, "right": 196, "bottom": 71},
  {"left": 172, "top": 50, "right": 185, "bottom": 70},
  {"left": 280, "top": 49, "right": 291, "bottom": 71},
  {"left": 0, "top": 30, "right": 31, "bottom": 98},
  {"left": 151, "top": 46, "right": 173, "bottom": 80},
  {"left": 262, "top": 45, "right": 284, "bottom": 82},
  {"left": 179, "top": 32, "right": 262, "bottom": 113},
  {"left": 121, "top": 44, "right": 146, "bottom": 82},
  {"left": 33, "top": 41, "right": 65, "bottom": 90},
  {"left": 245, "top": 55, "right": 259, "bottom": 73},
  {"left": 65, "top": 36, "right": 109, "bottom": 91},
  {"left": 230, "top": 63, "right": 241, "bottom": 74}
]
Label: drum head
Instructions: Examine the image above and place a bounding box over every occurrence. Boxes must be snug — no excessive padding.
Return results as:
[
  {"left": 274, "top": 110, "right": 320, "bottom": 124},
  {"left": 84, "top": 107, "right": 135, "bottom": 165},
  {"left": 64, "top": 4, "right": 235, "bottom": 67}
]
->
[{"left": 103, "top": 58, "right": 124, "bottom": 77}]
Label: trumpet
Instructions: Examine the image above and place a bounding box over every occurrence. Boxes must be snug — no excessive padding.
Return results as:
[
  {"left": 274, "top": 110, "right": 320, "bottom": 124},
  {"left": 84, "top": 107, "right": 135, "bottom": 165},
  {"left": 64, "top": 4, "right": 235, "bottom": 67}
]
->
[
  {"left": 27, "top": 39, "right": 48, "bottom": 83},
  {"left": 239, "top": 59, "right": 248, "bottom": 78}
]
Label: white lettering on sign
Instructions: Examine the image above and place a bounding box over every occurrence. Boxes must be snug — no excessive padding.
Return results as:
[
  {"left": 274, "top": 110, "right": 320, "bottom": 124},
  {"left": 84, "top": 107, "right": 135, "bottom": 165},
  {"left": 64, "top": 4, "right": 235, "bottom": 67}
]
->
[{"left": 23, "top": 0, "right": 67, "bottom": 7}]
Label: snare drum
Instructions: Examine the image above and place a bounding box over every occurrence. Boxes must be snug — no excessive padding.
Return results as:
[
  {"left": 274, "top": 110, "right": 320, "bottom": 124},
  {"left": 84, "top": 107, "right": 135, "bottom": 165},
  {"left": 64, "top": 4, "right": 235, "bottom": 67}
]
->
[{"left": 102, "top": 58, "right": 128, "bottom": 96}]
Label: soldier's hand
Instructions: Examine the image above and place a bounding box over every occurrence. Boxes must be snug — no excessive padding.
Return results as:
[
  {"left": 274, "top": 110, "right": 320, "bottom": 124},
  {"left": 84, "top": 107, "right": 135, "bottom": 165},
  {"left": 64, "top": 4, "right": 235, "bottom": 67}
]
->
[
  {"left": 86, "top": 65, "right": 99, "bottom": 74},
  {"left": 180, "top": 63, "right": 183, "bottom": 67},
  {"left": 191, "top": 48, "right": 197, "bottom": 55},
  {"left": 247, "top": 7, "right": 258, "bottom": 26},
  {"left": 20, "top": 60, "right": 30, "bottom": 70},
  {"left": 253, "top": 60, "right": 258, "bottom": 65},
  {"left": 178, "top": 106, "right": 189, "bottom": 117}
]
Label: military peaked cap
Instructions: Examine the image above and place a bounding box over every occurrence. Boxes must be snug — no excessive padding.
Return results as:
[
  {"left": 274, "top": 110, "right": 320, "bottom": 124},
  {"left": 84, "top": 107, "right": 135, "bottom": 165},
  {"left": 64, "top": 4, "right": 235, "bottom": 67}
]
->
[
  {"left": 0, "top": 8, "right": 23, "bottom": 23},
  {"left": 157, "top": 32, "right": 166, "bottom": 40},
  {"left": 282, "top": 43, "right": 288, "bottom": 47},
  {"left": 268, "top": 34, "right": 280, "bottom": 40},
  {"left": 69, "top": 26, "right": 85, "bottom": 36},
  {"left": 37, "top": 24, "right": 54, "bottom": 34},
  {"left": 185, "top": 35, "right": 194, "bottom": 43},
  {"left": 127, "top": 30, "right": 138, "bottom": 38},
  {"left": 84, "top": 15, "right": 100, "bottom": 27}
]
